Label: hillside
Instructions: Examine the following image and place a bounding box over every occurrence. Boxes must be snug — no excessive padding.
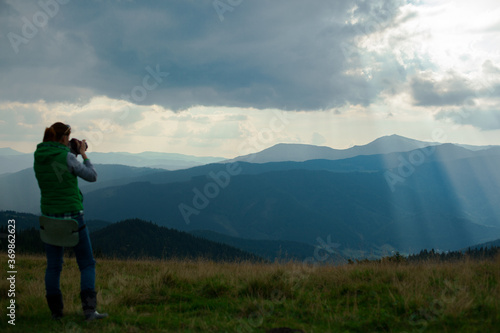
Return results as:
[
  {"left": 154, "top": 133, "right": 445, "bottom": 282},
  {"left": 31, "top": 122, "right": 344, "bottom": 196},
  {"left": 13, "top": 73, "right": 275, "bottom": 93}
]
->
[
  {"left": 2, "top": 138, "right": 499, "bottom": 215},
  {"left": 2, "top": 137, "right": 500, "bottom": 258},
  {"left": 190, "top": 229, "right": 328, "bottom": 262},
  {"left": 0, "top": 210, "right": 112, "bottom": 233},
  {"left": 462, "top": 238, "right": 500, "bottom": 251},
  {"left": 90, "top": 219, "right": 262, "bottom": 261},
  {"left": 1, "top": 211, "right": 326, "bottom": 262},
  {"left": 5, "top": 143, "right": 498, "bottom": 215},
  {"left": 0, "top": 164, "right": 163, "bottom": 213},
  {"left": 84, "top": 159, "right": 500, "bottom": 254},
  {"left": 0, "top": 216, "right": 261, "bottom": 262}
]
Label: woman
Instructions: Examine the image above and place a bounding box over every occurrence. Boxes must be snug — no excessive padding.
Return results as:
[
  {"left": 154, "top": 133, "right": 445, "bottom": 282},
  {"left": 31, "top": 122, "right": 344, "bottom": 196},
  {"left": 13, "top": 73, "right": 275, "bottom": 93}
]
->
[{"left": 33, "top": 122, "right": 107, "bottom": 321}]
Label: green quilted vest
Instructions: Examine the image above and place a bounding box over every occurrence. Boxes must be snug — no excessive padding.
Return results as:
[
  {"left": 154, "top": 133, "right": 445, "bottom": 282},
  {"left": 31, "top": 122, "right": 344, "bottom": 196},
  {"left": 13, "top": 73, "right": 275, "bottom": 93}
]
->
[{"left": 33, "top": 142, "right": 83, "bottom": 215}]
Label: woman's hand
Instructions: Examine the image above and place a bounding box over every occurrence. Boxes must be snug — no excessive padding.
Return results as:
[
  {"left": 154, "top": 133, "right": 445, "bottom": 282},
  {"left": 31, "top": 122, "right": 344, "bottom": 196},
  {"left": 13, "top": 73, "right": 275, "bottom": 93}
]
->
[{"left": 79, "top": 140, "right": 88, "bottom": 159}]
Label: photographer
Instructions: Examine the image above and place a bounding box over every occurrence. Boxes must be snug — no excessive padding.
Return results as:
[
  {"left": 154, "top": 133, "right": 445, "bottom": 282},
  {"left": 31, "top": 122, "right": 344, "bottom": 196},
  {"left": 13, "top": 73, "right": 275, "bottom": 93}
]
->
[{"left": 33, "top": 122, "right": 107, "bottom": 321}]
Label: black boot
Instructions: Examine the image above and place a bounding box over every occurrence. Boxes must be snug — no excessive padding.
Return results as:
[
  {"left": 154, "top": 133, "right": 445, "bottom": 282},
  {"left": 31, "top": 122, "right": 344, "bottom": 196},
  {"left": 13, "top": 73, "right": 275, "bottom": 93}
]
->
[
  {"left": 46, "top": 293, "right": 63, "bottom": 320},
  {"left": 80, "top": 289, "right": 108, "bottom": 321}
]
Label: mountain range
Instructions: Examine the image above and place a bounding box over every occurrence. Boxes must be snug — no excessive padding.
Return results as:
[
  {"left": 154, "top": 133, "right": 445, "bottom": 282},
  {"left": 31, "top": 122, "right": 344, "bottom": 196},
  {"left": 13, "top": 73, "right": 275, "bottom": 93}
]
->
[
  {"left": 0, "top": 211, "right": 334, "bottom": 261},
  {"left": 0, "top": 148, "right": 225, "bottom": 174},
  {"left": 0, "top": 212, "right": 263, "bottom": 262},
  {"left": 226, "top": 134, "right": 494, "bottom": 163},
  {"left": 2, "top": 134, "right": 500, "bottom": 257}
]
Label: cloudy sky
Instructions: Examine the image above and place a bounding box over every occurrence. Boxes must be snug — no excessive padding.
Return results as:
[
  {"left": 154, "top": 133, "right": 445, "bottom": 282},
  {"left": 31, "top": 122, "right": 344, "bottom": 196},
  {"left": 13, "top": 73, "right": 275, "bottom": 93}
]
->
[{"left": 1, "top": 0, "right": 499, "bottom": 157}]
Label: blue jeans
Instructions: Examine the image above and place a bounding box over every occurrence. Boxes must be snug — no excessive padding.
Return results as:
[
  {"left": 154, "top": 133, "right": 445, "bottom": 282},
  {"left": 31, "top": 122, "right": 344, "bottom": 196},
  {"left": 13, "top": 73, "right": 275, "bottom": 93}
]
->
[{"left": 45, "top": 214, "right": 96, "bottom": 296}]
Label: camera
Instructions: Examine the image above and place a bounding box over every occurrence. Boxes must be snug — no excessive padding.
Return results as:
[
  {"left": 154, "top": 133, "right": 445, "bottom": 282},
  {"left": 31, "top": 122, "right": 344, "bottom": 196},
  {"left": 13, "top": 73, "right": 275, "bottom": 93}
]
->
[{"left": 69, "top": 138, "right": 88, "bottom": 156}]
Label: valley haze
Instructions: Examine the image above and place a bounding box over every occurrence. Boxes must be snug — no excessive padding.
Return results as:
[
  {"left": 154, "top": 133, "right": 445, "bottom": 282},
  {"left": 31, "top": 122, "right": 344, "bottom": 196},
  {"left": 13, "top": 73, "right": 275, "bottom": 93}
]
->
[{"left": 2, "top": 134, "right": 500, "bottom": 259}]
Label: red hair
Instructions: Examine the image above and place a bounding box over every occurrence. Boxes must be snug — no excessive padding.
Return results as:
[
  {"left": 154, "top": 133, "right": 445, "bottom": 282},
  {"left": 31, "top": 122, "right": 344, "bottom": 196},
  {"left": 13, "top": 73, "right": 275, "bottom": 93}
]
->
[{"left": 43, "top": 122, "right": 71, "bottom": 142}]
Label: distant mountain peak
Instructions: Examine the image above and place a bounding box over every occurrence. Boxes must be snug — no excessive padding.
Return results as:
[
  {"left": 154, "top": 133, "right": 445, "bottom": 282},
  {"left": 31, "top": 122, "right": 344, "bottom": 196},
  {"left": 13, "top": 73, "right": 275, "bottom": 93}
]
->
[
  {"left": 369, "top": 134, "right": 435, "bottom": 144},
  {"left": 229, "top": 135, "right": 441, "bottom": 163},
  {"left": 360, "top": 134, "right": 439, "bottom": 151},
  {"left": 0, "top": 147, "right": 26, "bottom": 156}
]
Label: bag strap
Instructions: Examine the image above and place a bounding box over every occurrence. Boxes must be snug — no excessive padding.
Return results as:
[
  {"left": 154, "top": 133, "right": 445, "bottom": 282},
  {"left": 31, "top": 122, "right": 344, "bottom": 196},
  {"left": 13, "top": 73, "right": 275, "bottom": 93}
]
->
[{"left": 40, "top": 224, "right": 86, "bottom": 233}]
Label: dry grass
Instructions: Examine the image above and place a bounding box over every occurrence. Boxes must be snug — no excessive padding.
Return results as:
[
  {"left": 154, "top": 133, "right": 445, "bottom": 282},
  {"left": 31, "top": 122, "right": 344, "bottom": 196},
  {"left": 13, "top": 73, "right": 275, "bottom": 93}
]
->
[{"left": 1, "top": 254, "right": 499, "bottom": 332}]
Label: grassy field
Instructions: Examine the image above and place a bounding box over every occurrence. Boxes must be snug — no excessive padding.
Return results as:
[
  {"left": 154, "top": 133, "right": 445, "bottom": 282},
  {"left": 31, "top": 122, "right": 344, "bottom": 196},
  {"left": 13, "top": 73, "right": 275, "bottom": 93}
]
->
[{"left": 1, "top": 254, "right": 499, "bottom": 332}]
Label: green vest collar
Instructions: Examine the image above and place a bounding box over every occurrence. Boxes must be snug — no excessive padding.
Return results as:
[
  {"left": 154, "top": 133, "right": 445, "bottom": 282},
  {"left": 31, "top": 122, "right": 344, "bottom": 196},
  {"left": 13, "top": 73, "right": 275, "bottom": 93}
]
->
[{"left": 37, "top": 141, "right": 70, "bottom": 151}]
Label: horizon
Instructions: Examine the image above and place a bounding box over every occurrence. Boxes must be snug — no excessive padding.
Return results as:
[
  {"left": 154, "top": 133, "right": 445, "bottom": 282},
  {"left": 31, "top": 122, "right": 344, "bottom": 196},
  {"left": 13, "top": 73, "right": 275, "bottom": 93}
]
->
[{"left": 1, "top": 133, "right": 498, "bottom": 158}]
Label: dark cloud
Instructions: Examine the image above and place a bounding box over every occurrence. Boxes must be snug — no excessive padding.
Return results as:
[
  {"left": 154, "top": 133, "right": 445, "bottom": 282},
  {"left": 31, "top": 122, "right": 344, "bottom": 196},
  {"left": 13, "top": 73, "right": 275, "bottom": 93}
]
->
[
  {"left": 435, "top": 108, "right": 500, "bottom": 131},
  {"left": 410, "top": 73, "right": 479, "bottom": 107},
  {"left": 0, "top": 0, "right": 406, "bottom": 111},
  {"left": 432, "top": 63, "right": 500, "bottom": 130}
]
